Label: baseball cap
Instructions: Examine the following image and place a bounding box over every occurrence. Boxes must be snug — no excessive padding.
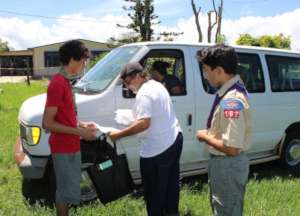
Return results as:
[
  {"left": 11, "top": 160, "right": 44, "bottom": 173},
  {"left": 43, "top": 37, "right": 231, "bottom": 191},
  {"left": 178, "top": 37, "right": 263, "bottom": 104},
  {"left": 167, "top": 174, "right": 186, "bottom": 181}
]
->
[{"left": 120, "top": 62, "right": 144, "bottom": 80}]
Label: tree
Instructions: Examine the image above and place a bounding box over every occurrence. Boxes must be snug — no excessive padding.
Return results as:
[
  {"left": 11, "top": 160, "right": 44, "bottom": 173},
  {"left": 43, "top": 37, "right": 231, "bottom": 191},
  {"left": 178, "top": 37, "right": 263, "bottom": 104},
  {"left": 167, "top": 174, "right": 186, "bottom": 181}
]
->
[
  {"left": 118, "top": 0, "right": 159, "bottom": 41},
  {"left": 0, "top": 39, "right": 10, "bottom": 52},
  {"left": 191, "top": 0, "right": 223, "bottom": 43},
  {"left": 191, "top": 0, "right": 203, "bottom": 42},
  {"left": 216, "top": 33, "right": 227, "bottom": 44},
  {"left": 107, "top": 32, "right": 141, "bottom": 46},
  {"left": 236, "top": 33, "right": 291, "bottom": 50},
  {"left": 215, "top": 0, "right": 223, "bottom": 42}
]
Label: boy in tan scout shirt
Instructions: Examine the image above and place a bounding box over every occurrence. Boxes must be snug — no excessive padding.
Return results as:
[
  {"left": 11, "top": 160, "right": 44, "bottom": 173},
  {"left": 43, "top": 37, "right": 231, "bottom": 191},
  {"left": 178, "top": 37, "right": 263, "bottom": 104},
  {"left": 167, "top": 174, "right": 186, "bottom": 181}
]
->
[{"left": 196, "top": 44, "right": 251, "bottom": 216}]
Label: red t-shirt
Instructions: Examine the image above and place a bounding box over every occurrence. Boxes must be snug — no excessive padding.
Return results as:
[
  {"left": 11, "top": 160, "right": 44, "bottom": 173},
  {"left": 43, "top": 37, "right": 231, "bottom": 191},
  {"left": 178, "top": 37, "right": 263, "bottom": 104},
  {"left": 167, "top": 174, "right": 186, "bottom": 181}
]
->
[{"left": 45, "top": 73, "right": 80, "bottom": 153}]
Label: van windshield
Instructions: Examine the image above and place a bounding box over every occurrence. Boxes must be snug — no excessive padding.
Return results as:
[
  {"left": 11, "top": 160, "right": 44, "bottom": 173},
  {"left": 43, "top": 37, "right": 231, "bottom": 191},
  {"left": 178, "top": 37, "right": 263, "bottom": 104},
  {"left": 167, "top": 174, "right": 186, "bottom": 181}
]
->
[{"left": 74, "top": 46, "right": 141, "bottom": 93}]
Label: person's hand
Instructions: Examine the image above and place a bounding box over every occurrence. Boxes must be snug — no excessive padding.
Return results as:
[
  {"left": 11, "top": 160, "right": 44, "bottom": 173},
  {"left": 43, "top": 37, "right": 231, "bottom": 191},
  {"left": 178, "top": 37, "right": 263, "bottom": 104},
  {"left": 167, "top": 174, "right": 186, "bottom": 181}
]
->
[
  {"left": 80, "top": 121, "right": 98, "bottom": 130},
  {"left": 85, "top": 122, "right": 98, "bottom": 129},
  {"left": 109, "top": 131, "right": 121, "bottom": 143},
  {"left": 79, "top": 127, "right": 97, "bottom": 141},
  {"left": 196, "top": 129, "right": 208, "bottom": 142}
]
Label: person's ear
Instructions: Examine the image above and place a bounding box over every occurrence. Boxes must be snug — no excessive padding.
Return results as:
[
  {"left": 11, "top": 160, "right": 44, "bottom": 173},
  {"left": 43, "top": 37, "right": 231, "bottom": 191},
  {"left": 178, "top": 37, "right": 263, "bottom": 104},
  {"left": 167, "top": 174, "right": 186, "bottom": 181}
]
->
[{"left": 215, "top": 66, "right": 225, "bottom": 76}]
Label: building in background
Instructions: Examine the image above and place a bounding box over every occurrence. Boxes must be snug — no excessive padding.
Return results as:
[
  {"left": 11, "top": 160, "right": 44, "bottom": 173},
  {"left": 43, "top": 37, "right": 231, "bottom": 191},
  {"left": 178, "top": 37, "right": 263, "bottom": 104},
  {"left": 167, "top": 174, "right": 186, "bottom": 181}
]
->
[{"left": 0, "top": 39, "right": 110, "bottom": 77}]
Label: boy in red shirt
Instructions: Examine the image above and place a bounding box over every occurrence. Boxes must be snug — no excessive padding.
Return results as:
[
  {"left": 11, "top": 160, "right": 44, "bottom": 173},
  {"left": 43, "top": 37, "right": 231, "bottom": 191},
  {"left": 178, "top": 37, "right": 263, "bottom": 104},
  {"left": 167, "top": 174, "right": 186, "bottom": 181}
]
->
[{"left": 43, "top": 40, "right": 97, "bottom": 216}]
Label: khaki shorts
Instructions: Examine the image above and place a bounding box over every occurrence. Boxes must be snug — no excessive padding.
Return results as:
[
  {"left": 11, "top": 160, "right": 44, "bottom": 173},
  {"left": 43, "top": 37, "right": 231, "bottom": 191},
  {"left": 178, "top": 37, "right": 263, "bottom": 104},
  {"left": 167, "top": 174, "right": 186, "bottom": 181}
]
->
[{"left": 52, "top": 152, "right": 81, "bottom": 205}]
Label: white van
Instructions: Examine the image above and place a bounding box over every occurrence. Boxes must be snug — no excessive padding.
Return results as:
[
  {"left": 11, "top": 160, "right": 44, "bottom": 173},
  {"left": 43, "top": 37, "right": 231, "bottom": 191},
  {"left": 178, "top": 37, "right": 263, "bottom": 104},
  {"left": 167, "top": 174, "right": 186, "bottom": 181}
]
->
[{"left": 15, "top": 42, "right": 300, "bottom": 203}]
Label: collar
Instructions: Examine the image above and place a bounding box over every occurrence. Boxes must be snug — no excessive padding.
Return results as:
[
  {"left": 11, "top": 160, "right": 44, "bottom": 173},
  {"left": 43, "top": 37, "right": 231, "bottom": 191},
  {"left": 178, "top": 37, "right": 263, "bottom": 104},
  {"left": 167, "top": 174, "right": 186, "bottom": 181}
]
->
[{"left": 217, "top": 74, "right": 242, "bottom": 97}]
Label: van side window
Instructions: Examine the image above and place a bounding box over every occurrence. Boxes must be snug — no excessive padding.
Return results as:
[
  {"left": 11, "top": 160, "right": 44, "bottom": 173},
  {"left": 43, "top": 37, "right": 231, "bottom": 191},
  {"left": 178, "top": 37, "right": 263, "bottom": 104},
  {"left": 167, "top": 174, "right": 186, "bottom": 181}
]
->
[
  {"left": 199, "top": 53, "right": 265, "bottom": 94},
  {"left": 237, "top": 53, "right": 265, "bottom": 93},
  {"left": 122, "top": 49, "right": 186, "bottom": 98},
  {"left": 266, "top": 55, "right": 300, "bottom": 92}
]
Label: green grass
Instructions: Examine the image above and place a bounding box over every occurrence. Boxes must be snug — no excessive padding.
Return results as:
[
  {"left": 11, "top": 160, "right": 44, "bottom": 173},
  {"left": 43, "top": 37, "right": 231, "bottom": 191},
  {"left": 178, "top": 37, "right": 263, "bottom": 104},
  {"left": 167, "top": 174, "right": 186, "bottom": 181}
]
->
[
  {"left": 0, "top": 81, "right": 299, "bottom": 216},
  {"left": 0, "top": 81, "right": 47, "bottom": 166}
]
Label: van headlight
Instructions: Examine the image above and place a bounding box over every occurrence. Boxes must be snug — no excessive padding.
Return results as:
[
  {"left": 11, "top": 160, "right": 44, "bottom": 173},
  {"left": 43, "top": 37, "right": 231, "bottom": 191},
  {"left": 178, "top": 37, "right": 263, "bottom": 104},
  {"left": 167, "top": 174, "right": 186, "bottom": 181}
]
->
[{"left": 20, "top": 124, "right": 41, "bottom": 145}]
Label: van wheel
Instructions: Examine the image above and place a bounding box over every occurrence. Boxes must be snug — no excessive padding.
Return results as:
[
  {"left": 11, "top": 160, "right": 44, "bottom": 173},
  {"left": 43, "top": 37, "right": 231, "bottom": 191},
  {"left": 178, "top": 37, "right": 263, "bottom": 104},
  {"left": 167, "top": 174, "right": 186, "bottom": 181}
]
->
[
  {"left": 80, "top": 165, "right": 98, "bottom": 203},
  {"left": 280, "top": 132, "right": 300, "bottom": 174}
]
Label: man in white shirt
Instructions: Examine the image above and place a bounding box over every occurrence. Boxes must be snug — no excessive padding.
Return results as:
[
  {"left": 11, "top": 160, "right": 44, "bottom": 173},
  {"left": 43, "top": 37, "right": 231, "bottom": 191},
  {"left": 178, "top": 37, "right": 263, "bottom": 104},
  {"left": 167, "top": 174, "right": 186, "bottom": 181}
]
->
[{"left": 109, "top": 62, "right": 183, "bottom": 216}]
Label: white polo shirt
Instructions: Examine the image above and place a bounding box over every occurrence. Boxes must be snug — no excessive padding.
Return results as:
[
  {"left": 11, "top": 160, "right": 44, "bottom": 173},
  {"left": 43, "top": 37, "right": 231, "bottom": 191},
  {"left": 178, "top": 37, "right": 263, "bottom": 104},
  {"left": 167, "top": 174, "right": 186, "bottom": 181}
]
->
[{"left": 134, "top": 79, "right": 181, "bottom": 158}]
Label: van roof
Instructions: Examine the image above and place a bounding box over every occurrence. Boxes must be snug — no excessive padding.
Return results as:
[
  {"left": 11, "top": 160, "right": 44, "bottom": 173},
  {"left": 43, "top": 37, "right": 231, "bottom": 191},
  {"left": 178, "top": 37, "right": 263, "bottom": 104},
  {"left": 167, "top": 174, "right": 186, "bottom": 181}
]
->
[{"left": 121, "top": 41, "right": 300, "bottom": 55}]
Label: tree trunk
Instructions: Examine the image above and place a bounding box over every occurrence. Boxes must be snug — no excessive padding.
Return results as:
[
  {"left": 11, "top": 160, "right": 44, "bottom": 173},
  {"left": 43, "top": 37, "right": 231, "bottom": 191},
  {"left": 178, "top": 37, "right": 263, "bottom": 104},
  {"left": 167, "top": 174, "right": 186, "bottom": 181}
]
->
[
  {"left": 191, "top": 0, "right": 203, "bottom": 42},
  {"left": 215, "top": 0, "right": 223, "bottom": 43},
  {"left": 208, "top": 11, "right": 212, "bottom": 43}
]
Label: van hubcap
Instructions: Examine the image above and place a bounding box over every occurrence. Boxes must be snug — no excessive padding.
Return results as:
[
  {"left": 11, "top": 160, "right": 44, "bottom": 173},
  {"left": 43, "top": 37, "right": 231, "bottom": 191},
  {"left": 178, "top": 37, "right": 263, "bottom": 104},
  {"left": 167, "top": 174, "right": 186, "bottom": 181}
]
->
[
  {"left": 286, "top": 139, "right": 300, "bottom": 166},
  {"left": 80, "top": 169, "right": 97, "bottom": 202}
]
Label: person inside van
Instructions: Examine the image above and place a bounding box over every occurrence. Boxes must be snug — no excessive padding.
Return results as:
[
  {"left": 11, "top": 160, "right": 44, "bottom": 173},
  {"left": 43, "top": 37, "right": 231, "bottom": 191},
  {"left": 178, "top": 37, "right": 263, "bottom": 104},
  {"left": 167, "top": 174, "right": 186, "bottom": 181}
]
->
[
  {"left": 42, "top": 40, "right": 97, "bottom": 216},
  {"left": 196, "top": 44, "right": 251, "bottom": 216},
  {"left": 151, "top": 60, "right": 184, "bottom": 95},
  {"left": 109, "top": 62, "right": 183, "bottom": 216}
]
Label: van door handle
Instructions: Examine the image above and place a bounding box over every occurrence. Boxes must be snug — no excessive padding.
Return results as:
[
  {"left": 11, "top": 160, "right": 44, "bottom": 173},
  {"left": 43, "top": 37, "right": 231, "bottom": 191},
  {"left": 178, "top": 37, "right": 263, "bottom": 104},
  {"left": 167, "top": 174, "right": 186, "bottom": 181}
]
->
[{"left": 187, "top": 114, "right": 192, "bottom": 126}]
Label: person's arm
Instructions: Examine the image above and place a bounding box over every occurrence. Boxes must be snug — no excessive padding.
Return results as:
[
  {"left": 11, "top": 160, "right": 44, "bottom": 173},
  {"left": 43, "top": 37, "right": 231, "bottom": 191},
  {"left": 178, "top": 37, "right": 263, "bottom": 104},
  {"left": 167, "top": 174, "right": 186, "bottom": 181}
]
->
[
  {"left": 109, "top": 118, "right": 150, "bottom": 142},
  {"left": 169, "top": 76, "right": 184, "bottom": 95},
  {"left": 196, "top": 130, "right": 240, "bottom": 156},
  {"left": 170, "top": 86, "right": 183, "bottom": 95},
  {"left": 42, "top": 107, "right": 96, "bottom": 140}
]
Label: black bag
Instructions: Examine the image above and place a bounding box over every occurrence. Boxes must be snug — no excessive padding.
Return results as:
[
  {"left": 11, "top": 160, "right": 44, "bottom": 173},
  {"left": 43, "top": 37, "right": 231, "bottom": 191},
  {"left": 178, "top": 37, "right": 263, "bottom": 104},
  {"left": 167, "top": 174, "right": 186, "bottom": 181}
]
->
[
  {"left": 87, "top": 135, "right": 135, "bottom": 204},
  {"left": 81, "top": 135, "right": 115, "bottom": 164}
]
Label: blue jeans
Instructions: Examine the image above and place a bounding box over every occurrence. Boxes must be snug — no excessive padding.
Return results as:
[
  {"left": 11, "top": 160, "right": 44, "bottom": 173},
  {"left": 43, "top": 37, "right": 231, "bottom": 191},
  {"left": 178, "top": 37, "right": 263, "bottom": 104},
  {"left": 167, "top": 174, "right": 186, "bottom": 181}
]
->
[{"left": 140, "top": 133, "right": 183, "bottom": 216}]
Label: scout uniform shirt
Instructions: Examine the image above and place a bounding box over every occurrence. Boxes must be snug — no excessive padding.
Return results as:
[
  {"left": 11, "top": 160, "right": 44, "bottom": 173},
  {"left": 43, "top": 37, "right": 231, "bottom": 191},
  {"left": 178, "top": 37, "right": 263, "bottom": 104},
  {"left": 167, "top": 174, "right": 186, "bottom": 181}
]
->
[{"left": 207, "top": 75, "right": 251, "bottom": 156}]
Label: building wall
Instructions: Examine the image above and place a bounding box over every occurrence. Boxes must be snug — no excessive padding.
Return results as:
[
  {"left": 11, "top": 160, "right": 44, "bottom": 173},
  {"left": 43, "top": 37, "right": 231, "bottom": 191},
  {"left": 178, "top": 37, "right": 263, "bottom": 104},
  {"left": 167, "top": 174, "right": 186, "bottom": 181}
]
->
[{"left": 33, "top": 39, "right": 110, "bottom": 77}]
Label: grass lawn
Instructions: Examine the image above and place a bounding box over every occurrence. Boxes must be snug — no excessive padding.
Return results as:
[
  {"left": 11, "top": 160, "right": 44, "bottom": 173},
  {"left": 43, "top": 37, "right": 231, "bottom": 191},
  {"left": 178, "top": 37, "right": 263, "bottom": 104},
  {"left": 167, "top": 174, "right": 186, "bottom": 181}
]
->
[{"left": 0, "top": 81, "right": 299, "bottom": 216}]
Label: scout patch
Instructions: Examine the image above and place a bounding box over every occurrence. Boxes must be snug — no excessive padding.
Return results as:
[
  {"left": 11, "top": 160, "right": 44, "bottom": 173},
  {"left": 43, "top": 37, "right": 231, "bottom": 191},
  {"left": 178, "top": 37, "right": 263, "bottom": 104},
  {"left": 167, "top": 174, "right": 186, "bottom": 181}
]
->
[{"left": 220, "top": 98, "right": 244, "bottom": 119}]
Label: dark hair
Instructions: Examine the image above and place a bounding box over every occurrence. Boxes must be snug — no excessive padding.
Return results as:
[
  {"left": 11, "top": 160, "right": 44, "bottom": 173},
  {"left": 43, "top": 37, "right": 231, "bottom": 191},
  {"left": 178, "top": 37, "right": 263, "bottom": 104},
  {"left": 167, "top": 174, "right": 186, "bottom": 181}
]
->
[
  {"left": 59, "top": 40, "right": 89, "bottom": 65},
  {"left": 152, "top": 61, "right": 171, "bottom": 76},
  {"left": 197, "top": 44, "right": 238, "bottom": 75}
]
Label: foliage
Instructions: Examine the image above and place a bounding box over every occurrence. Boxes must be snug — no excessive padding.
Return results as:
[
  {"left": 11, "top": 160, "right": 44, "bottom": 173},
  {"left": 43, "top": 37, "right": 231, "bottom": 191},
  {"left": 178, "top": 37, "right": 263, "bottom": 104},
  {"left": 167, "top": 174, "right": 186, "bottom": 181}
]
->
[
  {"left": 216, "top": 33, "right": 227, "bottom": 44},
  {"left": 107, "top": 32, "right": 141, "bottom": 46},
  {"left": 118, "top": 0, "right": 159, "bottom": 41},
  {"left": 236, "top": 33, "right": 291, "bottom": 50},
  {"left": 117, "top": 0, "right": 182, "bottom": 43},
  {"left": 0, "top": 39, "right": 10, "bottom": 52}
]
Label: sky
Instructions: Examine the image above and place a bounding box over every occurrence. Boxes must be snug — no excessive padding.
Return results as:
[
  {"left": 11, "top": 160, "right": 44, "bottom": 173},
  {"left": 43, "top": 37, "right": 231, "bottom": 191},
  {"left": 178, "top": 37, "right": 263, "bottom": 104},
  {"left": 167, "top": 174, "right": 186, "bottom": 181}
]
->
[{"left": 1, "top": 0, "right": 300, "bottom": 50}]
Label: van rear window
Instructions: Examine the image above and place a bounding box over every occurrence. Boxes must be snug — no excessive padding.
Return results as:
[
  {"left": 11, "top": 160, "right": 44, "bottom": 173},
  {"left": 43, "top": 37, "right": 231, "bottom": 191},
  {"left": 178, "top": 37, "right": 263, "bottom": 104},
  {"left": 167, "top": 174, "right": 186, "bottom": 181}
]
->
[{"left": 266, "top": 55, "right": 300, "bottom": 92}]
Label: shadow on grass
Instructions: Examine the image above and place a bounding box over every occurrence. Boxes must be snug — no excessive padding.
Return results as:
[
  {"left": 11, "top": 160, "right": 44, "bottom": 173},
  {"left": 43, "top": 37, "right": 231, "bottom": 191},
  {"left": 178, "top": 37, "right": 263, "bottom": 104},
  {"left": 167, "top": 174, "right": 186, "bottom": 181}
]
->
[
  {"left": 179, "top": 160, "right": 299, "bottom": 192},
  {"left": 248, "top": 160, "right": 299, "bottom": 181}
]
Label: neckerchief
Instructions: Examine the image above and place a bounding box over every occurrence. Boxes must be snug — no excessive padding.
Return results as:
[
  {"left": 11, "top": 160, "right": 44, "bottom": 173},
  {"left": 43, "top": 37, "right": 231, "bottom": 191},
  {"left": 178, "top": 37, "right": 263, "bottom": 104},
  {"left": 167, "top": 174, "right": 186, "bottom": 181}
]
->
[{"left": 206, "top": 82, "right": 248, "bottom": 129}]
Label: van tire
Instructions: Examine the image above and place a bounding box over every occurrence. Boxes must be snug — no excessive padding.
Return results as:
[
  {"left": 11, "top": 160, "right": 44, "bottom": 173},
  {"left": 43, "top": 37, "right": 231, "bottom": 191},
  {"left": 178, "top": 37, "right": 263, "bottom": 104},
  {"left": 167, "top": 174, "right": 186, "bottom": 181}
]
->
[{"left": 280, "top": 132, "right": 300, "bottom": 175}]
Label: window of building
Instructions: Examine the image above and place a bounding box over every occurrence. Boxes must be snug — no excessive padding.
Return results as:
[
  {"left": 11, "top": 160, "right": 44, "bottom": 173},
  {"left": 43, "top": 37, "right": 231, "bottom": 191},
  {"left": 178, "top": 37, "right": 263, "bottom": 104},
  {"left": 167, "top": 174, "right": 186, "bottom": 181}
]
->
[
  {"left": 199, "top": 53, "right": 265, "bottom": 94},
  {"left": 44, "top": 51, "right": 60, "bottom": 67},
  {"left": 266, "top": 55, "right": 300, "bottom": 92}
]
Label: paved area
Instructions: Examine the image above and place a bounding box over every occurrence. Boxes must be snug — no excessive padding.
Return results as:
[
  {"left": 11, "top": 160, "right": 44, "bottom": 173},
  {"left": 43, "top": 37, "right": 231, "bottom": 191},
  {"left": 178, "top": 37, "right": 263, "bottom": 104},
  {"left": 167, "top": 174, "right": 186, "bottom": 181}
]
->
[{"left": 0, "top": 76, "right": 28, "bottom": 83}]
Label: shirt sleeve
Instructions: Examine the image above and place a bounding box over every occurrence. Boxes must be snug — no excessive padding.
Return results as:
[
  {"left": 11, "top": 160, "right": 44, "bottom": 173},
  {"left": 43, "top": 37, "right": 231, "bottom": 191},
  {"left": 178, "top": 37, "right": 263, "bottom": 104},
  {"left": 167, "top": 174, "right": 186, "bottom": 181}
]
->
[
  {"left": 45, "top": 82, "right": 64, "bottom": 108},
  {"left": 219, "top": 96, "right": 250, "bottom": 149},
  {"left": 134, "top": 95, "right": 152, "bottom": 120},
  {"left": 167, "top": 76, "right": 182, "bottom": 89}
]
